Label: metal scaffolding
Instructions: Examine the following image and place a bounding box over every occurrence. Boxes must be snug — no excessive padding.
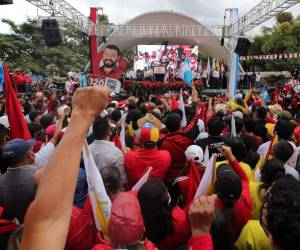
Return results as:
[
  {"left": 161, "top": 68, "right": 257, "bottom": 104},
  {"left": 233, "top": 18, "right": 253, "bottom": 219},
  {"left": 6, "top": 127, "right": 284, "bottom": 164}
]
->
[
  {"left": 26, "top": 0, "right": 300, "bottom": 37},
  {"left": 26, "top": 0, "right": 89, "bottom": 32},
  {"left": 229, "top": 0, "right": 300, "bottom": 35}
]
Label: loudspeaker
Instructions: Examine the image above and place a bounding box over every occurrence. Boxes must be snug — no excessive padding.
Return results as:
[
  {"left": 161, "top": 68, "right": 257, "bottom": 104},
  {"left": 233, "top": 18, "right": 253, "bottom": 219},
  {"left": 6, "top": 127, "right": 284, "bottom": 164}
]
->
[
  {"left": 234, "top": 38, "right": 251, "bottom": 56},
  {"left": 0, "top": 0, "right": 13, "bottom": 5},
  {"left": 42, "top": 19, "right": 62, "bottom": 47}
]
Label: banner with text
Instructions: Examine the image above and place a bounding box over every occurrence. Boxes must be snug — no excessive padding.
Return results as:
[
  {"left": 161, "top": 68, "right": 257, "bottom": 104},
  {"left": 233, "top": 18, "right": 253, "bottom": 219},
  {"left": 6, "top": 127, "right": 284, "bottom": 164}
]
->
[
  {"left": 89, "top": 74, "right": 121, "bottom": 93},
  {"left": 240, "top": 52, "right": 300, "bottom": 61}
]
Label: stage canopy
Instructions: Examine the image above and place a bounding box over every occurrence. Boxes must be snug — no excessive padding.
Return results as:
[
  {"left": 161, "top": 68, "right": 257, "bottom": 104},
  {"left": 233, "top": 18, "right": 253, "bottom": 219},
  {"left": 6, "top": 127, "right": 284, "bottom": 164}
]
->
[{"left": 104, "top": 11, "right": 230, "bottom": 64}]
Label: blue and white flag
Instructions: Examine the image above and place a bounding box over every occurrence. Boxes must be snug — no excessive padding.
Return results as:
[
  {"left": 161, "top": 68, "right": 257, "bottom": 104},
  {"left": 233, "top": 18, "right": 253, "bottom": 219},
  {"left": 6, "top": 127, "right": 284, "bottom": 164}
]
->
[
  {"left": 261, "top": 86, "right": 269, "bottom": 106},
  {"left": 181, "top": 57, "right": 193, "bottom": 87}
]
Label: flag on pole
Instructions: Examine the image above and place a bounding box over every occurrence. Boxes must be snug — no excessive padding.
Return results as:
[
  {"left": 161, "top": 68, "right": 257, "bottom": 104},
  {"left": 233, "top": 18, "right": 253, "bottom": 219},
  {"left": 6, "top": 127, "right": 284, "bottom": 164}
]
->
[
  {"left": 216, "top": 58, "right": 220, "bottom": 72},
  {"left": 181, "top": 57, "right": 193, "bottom": 87},
  {"left": 4, "top": 67, "right": 31, "bottom": 140},
  {"left": 206, "top": 57, "right": 211, "bottom": 86},
  {"left": 231, "top": 115, "right": 237, "bottom": 137},
  {"left": 179, "top": 89, "right": 187, "bottom": 127},
  {"left": 261, "top": 86, "right": 270, "bottom": 106},
  {"left": 203, "top": 146, "right": 209, "bottom": 166},
  {"left": 244, "top": 88, "right": 253, "bottom": 104},
  {"left": 198, "top": 58, "right": 203, "bottom": 73},
  {"left": 194, "top": 154, "right": 216, "bottom": 197},
  {"left": 220, "top": 59, "right": 225, "bottom": 73},
  {"left": 211, "top": 58, "right": 216, "bottom": 72},
  {"left": 132, "top": 167, "right": 153, "bottom": 192},
  {"left": 82, "top": 143, "right": 112, "bottom": 236}
]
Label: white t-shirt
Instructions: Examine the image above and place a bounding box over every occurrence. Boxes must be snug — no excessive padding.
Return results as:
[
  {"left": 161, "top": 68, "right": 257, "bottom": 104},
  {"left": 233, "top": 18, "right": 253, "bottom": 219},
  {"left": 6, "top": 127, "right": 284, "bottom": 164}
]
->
[
  {"left": 257, "top": 140, "right": 298, "bottom": 168},
  {"left": 65, "top": 80, "right": 73, "bottom": 93}
]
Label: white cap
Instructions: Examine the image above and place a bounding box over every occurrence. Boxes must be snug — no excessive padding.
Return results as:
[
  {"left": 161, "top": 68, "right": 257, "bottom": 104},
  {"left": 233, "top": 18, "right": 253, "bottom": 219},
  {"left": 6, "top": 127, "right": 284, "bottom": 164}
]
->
[
  {"left": 233, "top": 111, "right": 243, "bottom": 119},
  {"left": 0, "top": 115, "right": 9, "bottom": 128},
  {"left": 185, "top": 145, "right": 204, "bottom": 163}
]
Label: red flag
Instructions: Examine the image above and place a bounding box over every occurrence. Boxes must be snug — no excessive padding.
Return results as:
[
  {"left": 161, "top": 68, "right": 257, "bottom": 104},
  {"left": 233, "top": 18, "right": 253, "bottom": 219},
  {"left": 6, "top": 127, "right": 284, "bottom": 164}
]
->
[
  {"left": 4, "top": 67, "right": 31, "bottom": 140},
  {"left": 177, "top": 160, "right": 205, "bottom": 207}
]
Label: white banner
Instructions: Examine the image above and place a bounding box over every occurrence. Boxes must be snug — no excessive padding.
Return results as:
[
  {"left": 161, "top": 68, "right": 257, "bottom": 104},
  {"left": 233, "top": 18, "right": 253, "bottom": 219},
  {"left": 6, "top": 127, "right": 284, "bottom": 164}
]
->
[
  {"left": 89, "top": 74, "right": 121, "bottom": 93},
  {"left": 240, "top": 52, "right": 300, "bottom": 61}
]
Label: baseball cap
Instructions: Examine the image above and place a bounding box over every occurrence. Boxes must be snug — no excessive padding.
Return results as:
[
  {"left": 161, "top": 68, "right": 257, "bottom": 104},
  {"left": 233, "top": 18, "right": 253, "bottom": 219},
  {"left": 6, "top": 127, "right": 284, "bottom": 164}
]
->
[
  {"left": 108, "top": 191, "right": 144, "bottom": 246},
  {"left": 215, "top": 164, "right": 242, "bottom": 201},
  {"left": 2, "top": 138, "right": 35, "bottom": 161},
  {"left": 139, "top": 123, "right": 160, "bottom": 143},
  {"left": 185, "top": 145, "right": 203, "bottom": 163}
]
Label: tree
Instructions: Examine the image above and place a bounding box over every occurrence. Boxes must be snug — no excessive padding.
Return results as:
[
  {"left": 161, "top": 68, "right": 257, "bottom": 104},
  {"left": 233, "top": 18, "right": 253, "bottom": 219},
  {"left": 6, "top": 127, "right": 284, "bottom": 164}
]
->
[
  {"left": 0, "top": 18, "right": 89, "bottom": 76},
  {"left": 241, "top": 12, "right": 300, "bottom": 72}
]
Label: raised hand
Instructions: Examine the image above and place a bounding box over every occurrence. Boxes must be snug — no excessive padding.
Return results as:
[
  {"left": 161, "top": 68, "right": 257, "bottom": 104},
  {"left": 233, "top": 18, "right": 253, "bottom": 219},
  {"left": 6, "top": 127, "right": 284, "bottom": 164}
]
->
[{"left": 188, "top": 195, "right": 217, "bottom": 237}]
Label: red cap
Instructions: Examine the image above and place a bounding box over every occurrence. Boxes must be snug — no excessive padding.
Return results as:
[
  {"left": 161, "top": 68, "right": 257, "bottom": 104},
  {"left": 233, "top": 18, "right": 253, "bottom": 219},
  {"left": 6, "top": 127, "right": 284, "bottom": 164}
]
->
[
  {"left": 294, "top": 126, "right": 300, "bottom": 142},
  {"left": 108, "top": 191, "right": 144, "bottom": 246}
]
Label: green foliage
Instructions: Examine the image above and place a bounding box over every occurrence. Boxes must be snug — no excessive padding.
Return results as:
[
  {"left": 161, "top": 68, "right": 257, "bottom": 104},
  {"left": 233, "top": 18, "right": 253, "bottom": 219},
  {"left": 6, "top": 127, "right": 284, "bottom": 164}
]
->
[
  {"left": 276, "top": 12, "right": 293, "bottom": 24},
  {"left": 0, "top": 18, "right": 89, "bottom": 77},
  {"left": 244, "top": 12, "right": 300, "bottom": 72}
]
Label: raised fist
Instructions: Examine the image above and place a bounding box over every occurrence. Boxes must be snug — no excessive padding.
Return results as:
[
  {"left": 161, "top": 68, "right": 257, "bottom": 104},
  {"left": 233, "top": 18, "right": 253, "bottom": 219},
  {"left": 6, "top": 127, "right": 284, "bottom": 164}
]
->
[{"left": 72, "top": 86, "right": 108, "bottom": 121}]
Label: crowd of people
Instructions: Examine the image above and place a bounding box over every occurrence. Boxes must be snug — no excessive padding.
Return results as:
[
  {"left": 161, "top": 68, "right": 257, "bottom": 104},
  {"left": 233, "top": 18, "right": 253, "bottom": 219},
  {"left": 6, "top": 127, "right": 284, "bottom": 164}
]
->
[{"left": 0, "top": 69, "right": 300, "bottom": 250}]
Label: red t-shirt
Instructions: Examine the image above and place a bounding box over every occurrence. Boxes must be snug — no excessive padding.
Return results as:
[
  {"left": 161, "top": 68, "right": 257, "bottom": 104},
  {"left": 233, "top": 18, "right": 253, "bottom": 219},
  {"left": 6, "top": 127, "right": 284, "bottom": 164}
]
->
[
  {"left": 159, "top": 132, "right": 193, "bottom": 183},
  {"left": 124, "top": 147, "right": 171, "bottom": 188},
  {"left": 157, "top": 207, "right": 191, "bottom": 250},
  {"left": 187, "top": 235, "right": 213, "bottom": 250}
]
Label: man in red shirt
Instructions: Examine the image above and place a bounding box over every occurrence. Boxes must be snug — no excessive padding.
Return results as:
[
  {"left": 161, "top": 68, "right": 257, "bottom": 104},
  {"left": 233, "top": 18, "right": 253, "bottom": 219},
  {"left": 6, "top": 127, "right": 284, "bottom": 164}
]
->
[
  {"left": 95, "top": 45, "right": 124, "bottom": 80},
  {"left": 125, "top": 123, "right": 171, "bottom": 188},
  {"left": 158, "top": 112, "right": 193, "bottom": 183}
]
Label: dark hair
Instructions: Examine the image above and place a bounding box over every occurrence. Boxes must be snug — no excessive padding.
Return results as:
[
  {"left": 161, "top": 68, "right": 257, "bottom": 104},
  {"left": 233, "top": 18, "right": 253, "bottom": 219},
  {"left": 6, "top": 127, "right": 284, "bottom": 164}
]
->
[
  {"left": 110, "top": 108, "right": 121, "bottom": 123},
  {"left": 244, "top": 117, "right": 256, "bottom": 133},
  {"left": 40, "top": 114, "right": 54, "bottom": 129},
  {"left": 27, "top": 123, "right": 43, "bottom": 138},
  {"left": 208, "top": 117, "right": 224, "bottom": 136},
  {"left": 165, "top": 112, "right": 181, "bottom": 133},
  {"left": 271, "top": 175, "right": 300, "bottom": 194},
  {"left": 93, "top": 117, "right": 110, "bottom": 140},
  {"left": 266, "top": 188, "right": 300, "bottom": 250},
  {"left": 172, "top": 109, "right": 183, "bottom": 119},
  {"left": 126, "top": 109, "right": 142, "bottom": 130},
  {"left": 240, "top": 134, "right": 252, "bottom": 151},
  {"left": 273, "top": 140, "right": 294, "bottom": 163},
  {"left": 210, "top": 208, "right": 235, "bottom": 250},
  {"left": 229, "top": 117, "right": 244, "bottom": 135},
  {"left": 255, "top": 106, "right": 268, "bottom": 120},
  {"left": 275, "top": 120, "right": 294, "bottom": 140},
  {"left": 100, "top": 166, "right": 121, "bottom": 198},
  {"left": 29, "top": 111, "right": 42, "bottom": 123},
  {"left": 143, "top": 142, "right": 156, "bottom": 149},
  {"left": 226, "top": 137, "right": 247, "bottom": 162},
  {"left": 260, "top": 159, "right": 285, "bottom": 192},
  {"left": 105, "top": 44, "right": 120, "bottom": 55},
  {"left": 137, "top": 179, "right": 174, "bottom": 244}
]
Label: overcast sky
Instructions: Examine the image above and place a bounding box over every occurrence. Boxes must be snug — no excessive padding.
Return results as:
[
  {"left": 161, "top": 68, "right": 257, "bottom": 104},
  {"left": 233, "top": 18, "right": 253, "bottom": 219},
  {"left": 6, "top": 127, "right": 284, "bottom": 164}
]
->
[{"left": 1, "top": 0, "right": 300, "bottom": 36}]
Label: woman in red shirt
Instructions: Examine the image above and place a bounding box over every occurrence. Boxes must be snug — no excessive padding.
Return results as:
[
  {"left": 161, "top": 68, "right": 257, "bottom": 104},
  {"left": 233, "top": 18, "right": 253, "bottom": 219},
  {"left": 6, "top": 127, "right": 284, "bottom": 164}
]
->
[{"left": 137, "top": 179, "right": 191, "bottom": 250}]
